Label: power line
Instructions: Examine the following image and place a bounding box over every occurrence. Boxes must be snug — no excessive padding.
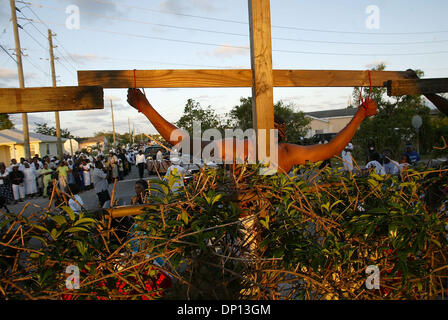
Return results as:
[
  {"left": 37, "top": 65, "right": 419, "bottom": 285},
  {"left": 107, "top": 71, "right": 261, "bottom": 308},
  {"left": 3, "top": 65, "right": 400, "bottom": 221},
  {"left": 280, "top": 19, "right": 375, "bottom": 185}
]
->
[
  {"left": 27, "top": 18, "right": 448, "bottom": 57},
  {"left": 19, "top": 23, "right": 48, "bottom": 52},
  {"left": 40, "top": 0, "right": 448, "bottom": 36},
  {"left": 24, "top": 2, "right": 448, "bottom": 46},
  {"left": 22, "top": 53, "right": 50, "bottom": 78},
  {"left": 0, "top": 43, "right": 18, "bottom": 63},
  {"left": 17, "top": 2, "right": 80, "bottom": 71}
]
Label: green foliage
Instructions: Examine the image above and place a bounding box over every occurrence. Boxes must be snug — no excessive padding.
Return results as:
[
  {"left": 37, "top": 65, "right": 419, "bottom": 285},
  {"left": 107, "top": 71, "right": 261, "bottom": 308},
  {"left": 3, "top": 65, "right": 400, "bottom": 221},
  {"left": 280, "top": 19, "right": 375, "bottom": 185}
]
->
[
  {"left": 35, "top": 122, "right": 73, "bottom": 139},
  {"left": 227, "top": 96, "right": 310, "bottom": 143},
  {"left": 0, "top": 114, "right": 14, "bottom": 130},
  {"left": 1, "top": 163, "right": 447, "bottom": 300},
  {"left": 352, "top": 64, "right": 435, "bottom": 161},
  {"left": 175, "top": 99, "right": 226, "bottom": 135}
]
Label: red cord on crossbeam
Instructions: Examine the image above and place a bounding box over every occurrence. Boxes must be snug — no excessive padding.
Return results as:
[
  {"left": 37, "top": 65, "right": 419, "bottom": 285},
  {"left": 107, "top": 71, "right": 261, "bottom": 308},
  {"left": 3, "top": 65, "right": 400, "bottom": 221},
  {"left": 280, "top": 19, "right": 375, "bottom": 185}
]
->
[
  {"left": 133, "top": 69, "right": 146, "bottom": 113},
  {"left": 359, "top": 70, "right": 373, "bottom": 110}
]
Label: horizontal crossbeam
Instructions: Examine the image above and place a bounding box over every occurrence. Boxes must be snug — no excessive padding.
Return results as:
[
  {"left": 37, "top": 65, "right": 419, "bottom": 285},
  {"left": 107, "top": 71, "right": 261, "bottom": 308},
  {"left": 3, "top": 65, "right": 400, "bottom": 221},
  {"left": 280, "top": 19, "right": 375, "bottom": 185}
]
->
[
  {"left": 77, "top": 69, "right": 409, "bottom": 88},
  {"left": 0, "top": 86, "right": 104, "bottom": 114},
  {"left": 386, "top": 78, "right": 448, "bottom": 96}
]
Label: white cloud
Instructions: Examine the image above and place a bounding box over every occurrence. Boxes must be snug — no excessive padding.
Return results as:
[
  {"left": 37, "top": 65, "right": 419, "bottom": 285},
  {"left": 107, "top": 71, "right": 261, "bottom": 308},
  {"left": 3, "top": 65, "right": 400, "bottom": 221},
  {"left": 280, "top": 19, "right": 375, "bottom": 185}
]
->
[
  {"left": 61, "top": 0, "right": 122, "bottom": 22},
  {"left": 69, "top": 53, "right": 101, "bottom": 64},
  {"left": 159, "top": 0, "right": 217, "bottom": 14},
  {"left": 0, "top": 68, "right": 17, "bottom": 80},
  {"left": 198, "top": 45, "right": 249, "bottom": 59}
]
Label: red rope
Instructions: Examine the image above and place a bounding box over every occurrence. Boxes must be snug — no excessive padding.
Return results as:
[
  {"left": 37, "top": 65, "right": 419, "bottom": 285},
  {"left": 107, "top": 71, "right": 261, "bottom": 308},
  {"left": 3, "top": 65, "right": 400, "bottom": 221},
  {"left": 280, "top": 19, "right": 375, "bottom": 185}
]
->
[
  {"left": 133, "top": 69, "right": 142, "bottom": 113},
  {"left": 359, "top": 70, "right": 373, "bottom": 110}
]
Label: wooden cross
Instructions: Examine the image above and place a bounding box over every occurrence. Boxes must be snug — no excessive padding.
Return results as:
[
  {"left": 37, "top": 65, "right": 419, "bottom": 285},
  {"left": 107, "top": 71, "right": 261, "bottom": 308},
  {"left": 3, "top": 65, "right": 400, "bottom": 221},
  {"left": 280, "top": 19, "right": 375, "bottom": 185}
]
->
[
  {"left": 75, "top": 1, "right": 422, "bottom": 136},
  {"left": 2, "top": 0, "right": 445, "bottom": 140},
  {"left": 0, "top": 86, "right": 103, "bottom": 114}
]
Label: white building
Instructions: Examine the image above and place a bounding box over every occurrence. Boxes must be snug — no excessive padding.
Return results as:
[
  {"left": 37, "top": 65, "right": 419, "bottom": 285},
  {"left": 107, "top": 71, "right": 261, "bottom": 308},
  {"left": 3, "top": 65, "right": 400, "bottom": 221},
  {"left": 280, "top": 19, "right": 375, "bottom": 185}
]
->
[{"left": 0, "top": 129, "right": 66, "bottom": 164}]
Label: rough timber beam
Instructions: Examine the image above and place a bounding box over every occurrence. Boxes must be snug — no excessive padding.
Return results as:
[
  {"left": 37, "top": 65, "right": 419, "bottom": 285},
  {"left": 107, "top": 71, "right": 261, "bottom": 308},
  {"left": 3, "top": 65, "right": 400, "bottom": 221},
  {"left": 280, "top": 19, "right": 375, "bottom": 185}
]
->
[
  {"left": 248, "top": 0, "right": 274, "bottom": 159},
  {"left": 386, "top": 78, "right": 448, "bottom": 96},
  {"left": 0, "top": 86, "right": 104, "bottom": 114},
  {"left": 77, "top": 69, "right": 410, "bottom": 88}
]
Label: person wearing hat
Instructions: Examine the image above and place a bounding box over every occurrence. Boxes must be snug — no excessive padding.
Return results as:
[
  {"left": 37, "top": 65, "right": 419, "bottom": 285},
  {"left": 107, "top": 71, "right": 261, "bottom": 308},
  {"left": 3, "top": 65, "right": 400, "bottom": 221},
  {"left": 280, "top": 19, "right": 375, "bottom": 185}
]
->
[{"left": 403, "top": 144, "right": 420, "bottom": 165}]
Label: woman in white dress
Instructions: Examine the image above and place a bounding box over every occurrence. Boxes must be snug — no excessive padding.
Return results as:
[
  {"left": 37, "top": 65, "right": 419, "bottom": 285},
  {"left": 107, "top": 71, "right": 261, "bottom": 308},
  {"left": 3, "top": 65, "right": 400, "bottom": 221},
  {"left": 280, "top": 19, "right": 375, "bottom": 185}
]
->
[{"left": 23, "top": 162, "right": 37, "bottom": 196}]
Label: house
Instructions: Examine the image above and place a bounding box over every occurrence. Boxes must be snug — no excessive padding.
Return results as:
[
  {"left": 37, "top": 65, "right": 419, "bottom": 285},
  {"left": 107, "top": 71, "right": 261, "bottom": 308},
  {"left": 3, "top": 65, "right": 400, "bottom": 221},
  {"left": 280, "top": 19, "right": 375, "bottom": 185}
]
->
[
  {"left": 77, "top": 135, "right": 108, "bottom": 152},
  {"left": 304, "top": 108, "right": 358, "bottom": 138},
  {"left": 64, "top": 138, "right": 79, "bottom": 155},
  {"left": 0, "top": 129, "right": 66, "bottom": 164},
  {"left": 305, "top": 107, "right": 442, "bottom": 138}
]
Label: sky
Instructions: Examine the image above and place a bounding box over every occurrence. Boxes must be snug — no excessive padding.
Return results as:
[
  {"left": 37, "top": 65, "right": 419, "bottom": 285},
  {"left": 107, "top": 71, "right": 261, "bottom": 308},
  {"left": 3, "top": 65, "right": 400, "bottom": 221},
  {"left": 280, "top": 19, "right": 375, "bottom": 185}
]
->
[{"left": 0, "top": 0, "right": 447, "bottom": 137}]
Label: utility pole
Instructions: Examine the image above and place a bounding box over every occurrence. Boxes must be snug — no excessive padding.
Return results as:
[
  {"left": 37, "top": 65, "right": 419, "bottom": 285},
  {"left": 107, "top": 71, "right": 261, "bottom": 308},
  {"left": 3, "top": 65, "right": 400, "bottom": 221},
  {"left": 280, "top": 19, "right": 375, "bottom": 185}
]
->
[
  {"left": 9, "top": 0, "right": 30, "bottom": 159},
  {"left": 111, "top": 99, "right": 116, "bottom": 147},
  {"left": 48, "top": 29, "right": 63, "bottom": 160},
  {"left": 128, "top": 117, "right": 131, "bottom": 146}
]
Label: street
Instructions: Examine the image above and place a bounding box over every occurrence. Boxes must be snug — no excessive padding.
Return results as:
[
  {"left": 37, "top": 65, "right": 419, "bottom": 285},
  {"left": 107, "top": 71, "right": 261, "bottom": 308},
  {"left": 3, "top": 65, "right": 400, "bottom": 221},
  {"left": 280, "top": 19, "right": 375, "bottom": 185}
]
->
[{"left": 2, "top": 167, "right": 160, "bottom": 218}]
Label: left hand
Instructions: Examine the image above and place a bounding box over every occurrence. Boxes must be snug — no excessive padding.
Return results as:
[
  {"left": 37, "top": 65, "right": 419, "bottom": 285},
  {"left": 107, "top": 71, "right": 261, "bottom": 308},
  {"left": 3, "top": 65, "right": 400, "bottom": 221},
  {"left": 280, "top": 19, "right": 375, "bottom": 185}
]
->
[
  {"left": 127, "top": 88, "right": 148, "bottom": 111},
  {"left": 360, "top": 98, "right": 377, "bottom": 118}
]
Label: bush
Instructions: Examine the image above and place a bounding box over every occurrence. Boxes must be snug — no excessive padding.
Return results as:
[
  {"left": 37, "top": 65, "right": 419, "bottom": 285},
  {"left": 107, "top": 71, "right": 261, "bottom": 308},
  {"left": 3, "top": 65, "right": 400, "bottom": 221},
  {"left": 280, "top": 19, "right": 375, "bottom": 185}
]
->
[{"left": 1, "top": 163, "right": 447, "bottom": 300}]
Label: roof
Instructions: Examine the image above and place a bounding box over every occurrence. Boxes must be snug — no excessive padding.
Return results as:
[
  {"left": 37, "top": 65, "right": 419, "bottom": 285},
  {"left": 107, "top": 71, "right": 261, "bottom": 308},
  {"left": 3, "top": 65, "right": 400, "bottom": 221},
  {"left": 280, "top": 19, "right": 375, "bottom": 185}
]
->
[
  {"left": 0, "top": 129, "right": 66, "bottom": 145},
  {"left": 78, "top": 136, "right": 107, "bottom": 144},
  {"left": 305, "top": 108, "right": 358, "bottom": 119}
]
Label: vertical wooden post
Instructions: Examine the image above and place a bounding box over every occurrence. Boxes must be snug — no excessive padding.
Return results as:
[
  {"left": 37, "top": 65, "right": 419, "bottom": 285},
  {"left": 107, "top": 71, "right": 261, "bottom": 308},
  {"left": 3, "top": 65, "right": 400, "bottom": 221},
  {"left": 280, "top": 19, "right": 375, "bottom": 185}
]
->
[
  {"left": 111, "top": 99, "right": 116, "bottom": 147},
  {"left": 48, "top": 29, "right": 63, "bottom": 160},
  {"left": 9, "top": 0, "right": 30, "bottom": 159},
  {"left": 248, "top": 0, "right": 274, "bottom": 159}
]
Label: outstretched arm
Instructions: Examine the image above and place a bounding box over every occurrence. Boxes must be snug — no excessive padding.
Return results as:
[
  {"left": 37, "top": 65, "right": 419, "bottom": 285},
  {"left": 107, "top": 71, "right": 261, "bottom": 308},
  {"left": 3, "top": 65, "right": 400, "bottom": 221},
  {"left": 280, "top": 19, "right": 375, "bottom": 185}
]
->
[
  {"left": 278, "top": 100, "right": 377, "bottom": 172},
  {"left": 127, "top": 89, "right": 211, "bottom": 154}
]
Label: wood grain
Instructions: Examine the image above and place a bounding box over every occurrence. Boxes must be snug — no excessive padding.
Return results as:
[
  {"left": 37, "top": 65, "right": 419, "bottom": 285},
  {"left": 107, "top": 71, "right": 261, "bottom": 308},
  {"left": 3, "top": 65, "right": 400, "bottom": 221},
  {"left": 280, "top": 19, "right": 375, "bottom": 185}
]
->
[
  {"left": 0, "top": 86, "right": 104, "bottom": 114},
  {"left": 386, "top": 78, "right": 448, "bottom": 96},
  {"left": 77, "top": 69, "right": 409, "bottom": 88}
]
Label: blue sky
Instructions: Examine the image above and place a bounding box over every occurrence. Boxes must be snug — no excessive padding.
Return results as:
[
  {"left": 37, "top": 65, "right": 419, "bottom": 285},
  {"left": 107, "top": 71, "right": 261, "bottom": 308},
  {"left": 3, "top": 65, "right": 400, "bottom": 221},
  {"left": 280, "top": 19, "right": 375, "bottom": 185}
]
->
[{"left": 1, "top": 0, "right": 447, "bottom": 137}]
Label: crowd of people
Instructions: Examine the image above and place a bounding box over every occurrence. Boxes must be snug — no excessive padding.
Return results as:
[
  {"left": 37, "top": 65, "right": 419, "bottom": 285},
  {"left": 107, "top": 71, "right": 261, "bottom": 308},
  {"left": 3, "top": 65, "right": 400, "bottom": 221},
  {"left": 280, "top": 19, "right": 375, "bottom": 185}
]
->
[
  {"left": 340, "top": 139, "right": 422, "bottom": 175},
  {"left": 0, "top": 148, "right": 138, "bottom": 209}
]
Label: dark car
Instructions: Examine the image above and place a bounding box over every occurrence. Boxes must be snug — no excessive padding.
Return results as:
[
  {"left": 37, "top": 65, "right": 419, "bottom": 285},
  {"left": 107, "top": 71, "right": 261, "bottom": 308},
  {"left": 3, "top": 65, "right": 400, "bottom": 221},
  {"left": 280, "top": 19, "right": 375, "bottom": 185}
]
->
[
  {"left": 144, "top": 146, "right": 166, "bottom": 159},
  {"left": 311, "top": 133, "right": 337, "bottom": 144}
]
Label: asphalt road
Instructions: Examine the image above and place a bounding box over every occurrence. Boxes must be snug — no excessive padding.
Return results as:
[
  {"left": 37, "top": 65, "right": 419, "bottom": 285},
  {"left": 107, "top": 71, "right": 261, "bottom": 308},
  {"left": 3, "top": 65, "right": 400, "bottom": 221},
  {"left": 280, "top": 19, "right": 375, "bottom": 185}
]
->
[{"left": 2, "top": 167, "right": 160, "bottom": 217}]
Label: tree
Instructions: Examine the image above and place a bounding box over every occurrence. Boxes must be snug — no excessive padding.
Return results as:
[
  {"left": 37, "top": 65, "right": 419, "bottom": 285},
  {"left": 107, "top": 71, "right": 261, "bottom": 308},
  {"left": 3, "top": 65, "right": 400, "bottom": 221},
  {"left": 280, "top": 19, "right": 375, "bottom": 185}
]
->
[
  {"left": 352, "top": 64, "right": 433, "bottom": 162},
  {"left": 35, "top": 122, "right": 73, "bottom": 138},
  {"left": 227, "top": 97, "right": 310, "bottom": 143},
  {"left": 0, "top": 114, "right": 14, "bottom": 130},
  {"left": 175, "top": 99, "right": 226, "bottom": 135}
]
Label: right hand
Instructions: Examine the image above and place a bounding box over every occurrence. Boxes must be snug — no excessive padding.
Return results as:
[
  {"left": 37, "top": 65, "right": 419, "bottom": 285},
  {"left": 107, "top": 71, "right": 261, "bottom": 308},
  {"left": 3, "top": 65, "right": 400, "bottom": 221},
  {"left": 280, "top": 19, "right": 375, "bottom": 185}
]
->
[{"left": 127, "top": 88, "right": 149, "bottom": 111}]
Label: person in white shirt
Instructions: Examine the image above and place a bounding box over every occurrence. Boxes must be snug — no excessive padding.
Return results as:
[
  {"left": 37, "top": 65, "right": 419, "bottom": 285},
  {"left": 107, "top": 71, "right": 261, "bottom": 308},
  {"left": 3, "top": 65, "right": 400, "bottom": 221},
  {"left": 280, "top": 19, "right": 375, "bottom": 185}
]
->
[
  {"left": 135, "top": 150, "right": 146, "bottom": 179},
  {"left": 365, "top": 160, "right": 386, "bottom": 175},
  {"left": 164, "top": 157, "right": 186, "bottom": 193},
  {"left": 67, "top": 183, "right": 84, "bottom": 214},
  {"left": 382, "top": 149, "right": 400, "bottom": 175},
  {"left": 93, "top": 161, "right": 110, "bottom": 207},
  {"left": 341, "top": 142, "right": 354, "bottom": 173},
  {"left": 7, "top": 159, "right": 23, "bottom": 173}
]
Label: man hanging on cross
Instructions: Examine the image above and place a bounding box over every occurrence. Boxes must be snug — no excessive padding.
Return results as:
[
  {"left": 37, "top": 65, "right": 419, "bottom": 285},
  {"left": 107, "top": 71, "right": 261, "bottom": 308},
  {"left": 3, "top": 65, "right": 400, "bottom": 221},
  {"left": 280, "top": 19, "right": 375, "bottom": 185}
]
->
[{"left": 127, "top": 88, "right": 377, "bottom": 174}]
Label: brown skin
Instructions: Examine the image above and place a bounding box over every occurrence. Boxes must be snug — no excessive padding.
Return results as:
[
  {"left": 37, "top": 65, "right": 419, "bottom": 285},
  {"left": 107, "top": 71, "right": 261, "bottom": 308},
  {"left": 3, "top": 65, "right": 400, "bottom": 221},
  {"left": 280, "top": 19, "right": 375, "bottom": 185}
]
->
[
  {"left": 132, "top": 183, "right": 146, "bottom": 204},
  {"left": 127, "top": 88, "right": 377, "bottom": 174}
]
